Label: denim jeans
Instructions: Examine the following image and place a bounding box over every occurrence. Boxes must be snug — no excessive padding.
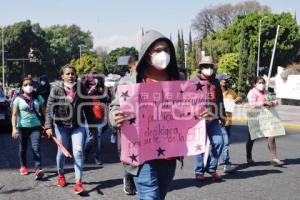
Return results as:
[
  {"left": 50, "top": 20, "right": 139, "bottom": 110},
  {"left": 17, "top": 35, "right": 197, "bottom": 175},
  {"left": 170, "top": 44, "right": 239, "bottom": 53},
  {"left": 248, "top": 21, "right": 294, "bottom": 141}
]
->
[
  {"left": 54, "top": 124, "right": 86, "bottom": 181},
  {"left": 133, "top": 159, "right": 176, "bottom": 200},
  {"left": 221, "top": 125, "right": 232, "bottom": 165},
  {"left": 194, "top": 120, "right": 224, "bottom": 175},
  {"left": 18, "top": 127, "right": 42, "bottom": 169},
  {"left": 93, "top": 127, "right": 103, "bottom": 157}
]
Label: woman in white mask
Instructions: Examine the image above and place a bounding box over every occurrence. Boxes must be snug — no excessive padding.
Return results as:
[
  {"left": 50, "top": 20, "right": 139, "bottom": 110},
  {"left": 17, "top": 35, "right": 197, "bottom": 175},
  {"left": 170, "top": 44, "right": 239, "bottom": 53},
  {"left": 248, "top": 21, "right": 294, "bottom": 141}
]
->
[
  {"left": 246, "top": 76, "right": 284, "bottom": 166},
  {"left": 110, "top": 30, "right": 181, "bottom": 199},
  {"left": 11, "top": 77, "right": 46, "bottom": 180},
  {"left": 44, "top": 64, "right": 96, "bottom": 194}
]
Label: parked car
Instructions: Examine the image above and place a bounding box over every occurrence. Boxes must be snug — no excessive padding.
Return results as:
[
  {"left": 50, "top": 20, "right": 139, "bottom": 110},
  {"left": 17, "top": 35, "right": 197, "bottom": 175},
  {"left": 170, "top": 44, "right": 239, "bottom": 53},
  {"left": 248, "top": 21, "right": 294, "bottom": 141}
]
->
[{"left": 0, "top": 89, "right": 11, "bottom": 131}]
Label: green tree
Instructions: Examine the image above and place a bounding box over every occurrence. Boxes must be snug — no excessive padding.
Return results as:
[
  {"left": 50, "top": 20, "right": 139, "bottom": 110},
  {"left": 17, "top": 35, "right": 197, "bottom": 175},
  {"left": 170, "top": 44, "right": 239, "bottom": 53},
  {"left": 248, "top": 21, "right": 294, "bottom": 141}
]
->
[
  {"left": 213, "top": 12, "right": 300, "bottom": 72},
  {"left": 247, "top": 47, "right": 256, "bottom": 84},
  {"left": 95, "top": 46, "right": 108, "bottom": 73},
  {"left": 217, "top": 53, "right": 239, "bottom": 87},
  {"left": 70, "top": 53, "right": 100, "bottom": 75},
  {"left": 187, "top": 30, "right": 197, "bottom": 77},
  {"left": 176, "top": 30, "right": 184, "bottom": 67},
  {"left": 1, "top": 21, "right": 50, "bottom": 82},
  {"left": 44, "top": 24, "right": 93, "bottom": 76},
  {"left": 238, "top": 27, "right": 249, "bottom": 98},
  {"left": 105, "top": 47, "right": 138, "bottom": 75},
  {"left": 202, "top": 38, "right": 231, "bottom": 62}
]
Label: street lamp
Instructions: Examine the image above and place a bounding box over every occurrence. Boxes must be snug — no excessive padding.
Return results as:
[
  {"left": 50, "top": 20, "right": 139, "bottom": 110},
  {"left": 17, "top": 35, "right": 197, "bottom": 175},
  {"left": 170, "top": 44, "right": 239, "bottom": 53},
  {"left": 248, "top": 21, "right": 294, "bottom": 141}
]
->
[
  {"left": 78, "top": 44, "right": 86, "bottom": 67},
  {"left": 257, "top": 16, "right": 268, "bottom": 76}
]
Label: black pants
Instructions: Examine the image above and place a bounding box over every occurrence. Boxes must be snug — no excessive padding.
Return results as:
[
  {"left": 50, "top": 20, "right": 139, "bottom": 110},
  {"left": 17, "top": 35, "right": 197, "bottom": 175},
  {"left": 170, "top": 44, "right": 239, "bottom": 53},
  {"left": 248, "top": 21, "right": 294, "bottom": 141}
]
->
[
  {"left": 246, "top": 131, "right": 254, "bottom": 159},
  {"left": 18, "top": 127, "right": 42, "bottom": 169},
  {"left": 246, "top": 130, "right": 277, "bottom": 160}
]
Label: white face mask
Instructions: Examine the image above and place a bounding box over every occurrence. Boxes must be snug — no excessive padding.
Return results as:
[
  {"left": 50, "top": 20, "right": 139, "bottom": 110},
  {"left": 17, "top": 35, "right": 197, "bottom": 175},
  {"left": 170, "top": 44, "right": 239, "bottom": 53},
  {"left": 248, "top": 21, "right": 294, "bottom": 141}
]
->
[
  {"left": 64, "top": 82, "right": 76, "bottom": 89},
  {"left": 23, "top": 85, "right": 34, "bottom": 94},
  {"left": 201, "top": 68, "right": 214, "bottom": 77},
  {"left": 256, "top": 83, "right": 265, "bottom": 91},
  {"left": 94, "top": 78, "right": 98, "bottom": 85},
  {"left": 40, "top": 81, "right": 46, "bottom": 86},
  {"left": 151, "top": 51, "right": 170, "bottom": 70}
]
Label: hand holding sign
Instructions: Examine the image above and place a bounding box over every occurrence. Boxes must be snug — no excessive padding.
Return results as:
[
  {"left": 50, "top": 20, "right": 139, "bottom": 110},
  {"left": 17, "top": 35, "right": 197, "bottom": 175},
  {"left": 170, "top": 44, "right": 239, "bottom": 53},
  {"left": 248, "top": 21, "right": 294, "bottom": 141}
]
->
[{"left": 118, "top": 80, "right": 208, "bottom": 165}]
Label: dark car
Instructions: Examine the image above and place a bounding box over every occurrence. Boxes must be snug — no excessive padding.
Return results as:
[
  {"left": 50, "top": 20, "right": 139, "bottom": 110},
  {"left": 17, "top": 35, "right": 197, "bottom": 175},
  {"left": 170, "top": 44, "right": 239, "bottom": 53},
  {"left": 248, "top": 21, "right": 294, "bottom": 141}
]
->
[{"left": 0, "top": 89, "right": 11, "bottom": 131}]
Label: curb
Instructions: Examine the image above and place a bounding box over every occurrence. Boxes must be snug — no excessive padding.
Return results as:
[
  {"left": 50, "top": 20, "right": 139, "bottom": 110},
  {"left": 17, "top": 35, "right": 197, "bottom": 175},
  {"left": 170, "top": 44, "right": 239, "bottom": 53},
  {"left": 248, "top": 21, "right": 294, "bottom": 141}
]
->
[{"left": 232, "top": 117, "right": 300, "bottom": 130}]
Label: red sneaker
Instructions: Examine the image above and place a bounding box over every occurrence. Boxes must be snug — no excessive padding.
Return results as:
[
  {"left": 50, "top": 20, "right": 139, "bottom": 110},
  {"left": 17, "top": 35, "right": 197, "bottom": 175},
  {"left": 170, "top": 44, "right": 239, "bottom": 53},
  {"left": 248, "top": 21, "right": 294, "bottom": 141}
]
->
[
  {"left": 209, "top": 172, "right": 223, "bottom": 182},
  {"left": 20, "top": 166, "right": 29, "bottom": 175},
  {"left": 57, "top": 175, "right": 66, "bottom": 187},
  {"left": 195, "top": 174, "right": 206, "bottom": 181},
  {"left": 74, "top": 181, "right": 84, "bottom": 195},
  {"left": 35, "top": 169, "right": 44, "bottom": 180}
]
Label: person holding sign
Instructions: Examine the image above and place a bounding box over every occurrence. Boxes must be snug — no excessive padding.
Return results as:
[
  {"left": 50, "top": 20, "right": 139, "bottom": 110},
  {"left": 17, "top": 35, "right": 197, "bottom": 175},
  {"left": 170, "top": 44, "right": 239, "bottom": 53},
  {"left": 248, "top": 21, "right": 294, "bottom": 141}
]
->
[
  {"left": 246, "top": 76, "right": 284, "bottom": 166},
  {"left": 192, "top": 56, "right": 225, "bottom": 181},
  {"left": 110, "top": 30, "right": 180, "bottom": 200},
  {"left": 216, "top": 73, "right": 242, "bottom": 173},
  {"left": 44, "top": 64, "right": 96, "bottom": 195}
]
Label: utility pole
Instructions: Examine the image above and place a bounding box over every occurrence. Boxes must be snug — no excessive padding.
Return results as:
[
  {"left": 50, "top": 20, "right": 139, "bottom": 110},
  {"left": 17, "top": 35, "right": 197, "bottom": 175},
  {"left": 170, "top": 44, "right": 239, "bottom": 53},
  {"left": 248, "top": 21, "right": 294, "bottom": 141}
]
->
[
  {"left": 1, "top": 27, "right": 5, "bottom": 95},
  {"left": 78, "top": 44, "right": 85, "bottom": 67},
  {"left": 266, "top": 25, "right": 280, "bottom": 89},
  {"left": 257, "top": 19, "right": 262, "bottom": 76}
]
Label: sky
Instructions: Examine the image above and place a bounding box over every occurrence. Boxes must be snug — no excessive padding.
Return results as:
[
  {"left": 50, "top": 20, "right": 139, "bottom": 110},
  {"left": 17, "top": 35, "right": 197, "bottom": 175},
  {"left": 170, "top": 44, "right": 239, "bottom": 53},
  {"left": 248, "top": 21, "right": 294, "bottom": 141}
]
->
[{"left": 0, "top": 0, "right": 299, "bottom": 51}]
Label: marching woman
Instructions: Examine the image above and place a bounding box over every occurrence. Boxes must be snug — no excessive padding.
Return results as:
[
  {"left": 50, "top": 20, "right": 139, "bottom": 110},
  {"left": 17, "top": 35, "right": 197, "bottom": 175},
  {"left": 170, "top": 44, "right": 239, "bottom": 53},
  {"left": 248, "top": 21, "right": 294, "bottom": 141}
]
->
[
  {"left": 110, "top": 30, "right": 181, "bottom": 200},
  {"left": 11, "top": 77, "right": 45, "bottom": 180},
  {"left": 44, "top": 64, "right": 95, "bottom": 194},
  {"left": 246, "top": 76, "right": 284, "bottom": 166}
]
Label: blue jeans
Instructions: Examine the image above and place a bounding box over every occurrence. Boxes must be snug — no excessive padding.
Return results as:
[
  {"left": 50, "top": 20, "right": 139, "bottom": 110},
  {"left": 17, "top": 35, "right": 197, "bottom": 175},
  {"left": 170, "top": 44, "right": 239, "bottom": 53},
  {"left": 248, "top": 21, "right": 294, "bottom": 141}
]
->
[
  {"left": 221, "top": 126, "right": 232, "bottom": 165},
  {"left": 55, "top": 125, "right": 86, "bottom": 181},
  {"left": 93, "top": 127, "right": 103, "bottom": 157},
  {"left": 85, "top": 126, "right": 103, "bottom": 157},
  {"left": 18, "top": 127, "right": 41, "bottom": 169},
  {"left": 194, "top": 120, "right": 224, "bottom": 175},
  {"left": 133, "top": 159, "right": 176, "bottom": 200}
]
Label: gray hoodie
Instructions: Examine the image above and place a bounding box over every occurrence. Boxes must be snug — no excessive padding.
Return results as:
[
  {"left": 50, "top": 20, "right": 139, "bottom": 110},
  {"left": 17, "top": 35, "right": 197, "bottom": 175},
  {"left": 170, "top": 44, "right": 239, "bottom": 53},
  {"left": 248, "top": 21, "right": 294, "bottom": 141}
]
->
[{"left": 109, "top": 30, "right": 180, "bottom": 175}]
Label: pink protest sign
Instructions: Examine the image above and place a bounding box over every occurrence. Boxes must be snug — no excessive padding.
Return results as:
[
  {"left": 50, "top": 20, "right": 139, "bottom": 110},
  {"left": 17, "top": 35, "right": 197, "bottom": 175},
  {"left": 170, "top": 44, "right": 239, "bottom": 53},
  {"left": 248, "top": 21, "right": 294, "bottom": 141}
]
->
[{"left": 118, "top": 80, "right": 208, "bottom": 165}]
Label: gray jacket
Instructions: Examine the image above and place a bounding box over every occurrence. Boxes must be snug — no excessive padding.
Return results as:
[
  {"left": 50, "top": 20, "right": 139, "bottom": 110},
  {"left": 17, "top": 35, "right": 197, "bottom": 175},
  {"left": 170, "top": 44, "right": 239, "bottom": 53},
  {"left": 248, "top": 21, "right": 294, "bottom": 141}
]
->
[
  {"left": 109, "top": 30, "right": 181, "bottom": 175},
  {"left": 44, "top": 81, "right": 94, "bottom": 130}
]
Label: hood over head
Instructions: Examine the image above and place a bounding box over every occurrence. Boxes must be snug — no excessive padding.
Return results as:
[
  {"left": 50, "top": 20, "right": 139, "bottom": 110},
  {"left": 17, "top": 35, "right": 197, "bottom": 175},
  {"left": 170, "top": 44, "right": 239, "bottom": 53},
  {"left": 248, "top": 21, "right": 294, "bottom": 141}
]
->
[{"left": 135, "top": 30, "right": 179, "bottom": 82}]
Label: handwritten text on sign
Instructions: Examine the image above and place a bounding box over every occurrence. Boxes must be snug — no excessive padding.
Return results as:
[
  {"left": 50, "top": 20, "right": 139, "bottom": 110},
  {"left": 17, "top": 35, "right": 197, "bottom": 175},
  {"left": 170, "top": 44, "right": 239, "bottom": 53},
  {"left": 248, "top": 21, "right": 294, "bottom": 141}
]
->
[
  {"left": 118, "top": 80, "right": 208, "bottom": 165},
  {"left": 247, "top": 107, "right": 286, "bottom": 140}
]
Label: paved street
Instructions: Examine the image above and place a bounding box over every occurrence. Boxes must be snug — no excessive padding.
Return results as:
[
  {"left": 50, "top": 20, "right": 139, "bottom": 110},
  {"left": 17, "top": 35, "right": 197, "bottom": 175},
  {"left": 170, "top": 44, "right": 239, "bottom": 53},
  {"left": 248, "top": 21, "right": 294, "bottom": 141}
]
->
[{"left": 0, "top": 124, "right": 299, "bottom": 200}]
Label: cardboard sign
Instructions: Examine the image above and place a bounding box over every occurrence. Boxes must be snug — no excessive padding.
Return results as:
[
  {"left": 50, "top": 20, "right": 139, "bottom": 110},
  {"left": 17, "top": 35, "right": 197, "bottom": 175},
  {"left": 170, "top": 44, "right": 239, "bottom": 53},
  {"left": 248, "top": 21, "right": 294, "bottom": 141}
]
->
[
  {"left": 118, "top": 80, "right": 208, "bottom": 165},
  {"left": 247, "top": 107, "right": 286, "bottom": 140}
]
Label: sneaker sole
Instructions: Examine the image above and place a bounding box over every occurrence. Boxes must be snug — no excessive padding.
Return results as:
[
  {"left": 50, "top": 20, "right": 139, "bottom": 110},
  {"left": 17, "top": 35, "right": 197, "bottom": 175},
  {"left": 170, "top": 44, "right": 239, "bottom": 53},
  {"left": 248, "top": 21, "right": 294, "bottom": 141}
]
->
[
  {"left": 57, "top": 184, "right": 66, "bottom": 187},
  {"left": 123, "top": 178, "right": 136, "bottom": 195},
  {"left": 123, "top": 178, "right": 130, "bottom": 195},
  {"left": 75, "top": 189, "right": 84, "bottom": 195},
  {"left": 20, "top": 172, "right": 29, "bottom": 175}
]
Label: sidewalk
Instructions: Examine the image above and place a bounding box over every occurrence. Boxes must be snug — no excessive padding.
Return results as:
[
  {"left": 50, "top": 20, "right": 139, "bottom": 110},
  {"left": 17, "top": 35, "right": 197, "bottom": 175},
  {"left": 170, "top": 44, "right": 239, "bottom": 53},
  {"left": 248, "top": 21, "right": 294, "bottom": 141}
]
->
[{"left": 232, "top": 104, "right": 300, "bottom": 130}]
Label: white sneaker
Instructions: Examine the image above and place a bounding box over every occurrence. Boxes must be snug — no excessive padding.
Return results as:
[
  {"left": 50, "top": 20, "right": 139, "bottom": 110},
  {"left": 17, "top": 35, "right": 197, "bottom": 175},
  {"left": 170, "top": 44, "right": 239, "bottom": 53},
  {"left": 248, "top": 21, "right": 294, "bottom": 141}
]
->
[{"left": 224, "top": 164, "right": 235, "bottom": 173}]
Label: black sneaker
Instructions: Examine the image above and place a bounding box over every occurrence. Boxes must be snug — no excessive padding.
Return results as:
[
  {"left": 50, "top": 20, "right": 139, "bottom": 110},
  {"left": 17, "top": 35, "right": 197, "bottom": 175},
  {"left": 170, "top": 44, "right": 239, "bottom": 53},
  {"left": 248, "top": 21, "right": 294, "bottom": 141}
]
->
[{"left": 123, "top": 175, "right": 136, "bottom": 195}]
